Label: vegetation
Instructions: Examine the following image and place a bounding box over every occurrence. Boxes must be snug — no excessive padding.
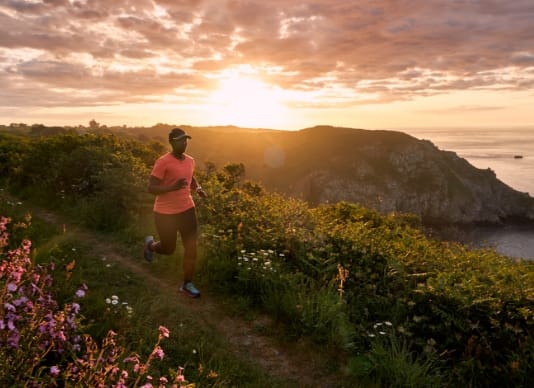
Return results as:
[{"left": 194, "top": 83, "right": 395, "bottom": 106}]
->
[{"left": 1, "top": 130, "right": 533, "bottom": 386}]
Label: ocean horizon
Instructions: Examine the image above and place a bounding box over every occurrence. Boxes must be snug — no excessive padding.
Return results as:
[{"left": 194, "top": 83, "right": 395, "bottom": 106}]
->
[
  {"left": 400, "top": 127, "right": 534, "bottom": 196},
  {"left": 399, "top": 127, "right": 534, "bottom": 261}
]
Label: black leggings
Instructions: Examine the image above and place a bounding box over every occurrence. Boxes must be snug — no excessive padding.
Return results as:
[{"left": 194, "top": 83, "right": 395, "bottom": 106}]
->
[{"left": 153, "top": 207, "right": 198, "bottom": 255}]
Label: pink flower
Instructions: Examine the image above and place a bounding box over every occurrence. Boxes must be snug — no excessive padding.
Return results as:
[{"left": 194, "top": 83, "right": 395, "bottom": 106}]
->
[
  {"left": 50, "top": 365, "right": 60, "bottom": 377},
  {"left": 158, "top": 325, "right": 170, "bottom": 338},
  {"left": 174, "top": 367, "right": 185, "bottom": 383},
  {"left": 152, "top": 346, "right": 165, "bottom": 360},
  {"left": 75, "top": 289, "right": 85, "bottom": 298}
]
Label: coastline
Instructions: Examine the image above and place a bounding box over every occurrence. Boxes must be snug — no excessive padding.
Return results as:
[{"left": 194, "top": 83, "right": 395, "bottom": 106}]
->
[{"left": 427, "top": 222, "right": 534, "bottom": 261}]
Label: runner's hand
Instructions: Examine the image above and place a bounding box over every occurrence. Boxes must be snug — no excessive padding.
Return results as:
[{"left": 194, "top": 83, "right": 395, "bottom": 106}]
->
[
  {"left": 196, "top": 187, "right": 207, "bottom": 198},
  {"left": 172, "top": 178, "right": 188, "bottom": 190}
]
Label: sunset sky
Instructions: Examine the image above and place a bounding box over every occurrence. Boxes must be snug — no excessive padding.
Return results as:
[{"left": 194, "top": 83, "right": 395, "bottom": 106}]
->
[{"left": 1, "top": 0, "right": 534, "bottom": 130}]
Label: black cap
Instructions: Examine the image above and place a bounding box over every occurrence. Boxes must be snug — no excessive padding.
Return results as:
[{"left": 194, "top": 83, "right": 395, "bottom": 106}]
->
[{"left": 169, "top": 128, "right": 192, "bottom": 141}]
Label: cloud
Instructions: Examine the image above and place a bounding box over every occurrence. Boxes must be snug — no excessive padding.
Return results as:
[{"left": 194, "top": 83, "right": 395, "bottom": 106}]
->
[{"left": 1, "top": 0, "right": 534, "bottom": 116}]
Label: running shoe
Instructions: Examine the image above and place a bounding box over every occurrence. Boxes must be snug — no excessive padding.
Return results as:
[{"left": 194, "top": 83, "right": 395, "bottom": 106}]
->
[
  {"left": 180, "top": 282, "right": 201, "bottom": 298},
  {"left": 144, "top": 235, "right": 154, "bottom": 262}
]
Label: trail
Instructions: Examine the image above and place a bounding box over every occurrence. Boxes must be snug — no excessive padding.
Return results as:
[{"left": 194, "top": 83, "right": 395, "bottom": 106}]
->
[{"left": 21, "top": 202, "right": 344, "bottom": 388}]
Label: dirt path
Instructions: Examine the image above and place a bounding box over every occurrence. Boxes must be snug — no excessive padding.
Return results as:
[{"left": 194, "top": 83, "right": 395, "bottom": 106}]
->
[{"left": 22, "top": 203, "right": 345, "bottom": 388}]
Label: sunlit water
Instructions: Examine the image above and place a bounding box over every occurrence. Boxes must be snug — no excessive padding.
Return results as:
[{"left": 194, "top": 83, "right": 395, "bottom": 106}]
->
[{"left": 399, "top": 127, "right": 534, "bottom": 260}]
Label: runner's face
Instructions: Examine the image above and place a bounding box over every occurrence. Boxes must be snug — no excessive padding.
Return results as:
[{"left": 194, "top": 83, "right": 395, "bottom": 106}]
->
[{"left": 171, "top": 138, "right": 188, "bottom": 153}]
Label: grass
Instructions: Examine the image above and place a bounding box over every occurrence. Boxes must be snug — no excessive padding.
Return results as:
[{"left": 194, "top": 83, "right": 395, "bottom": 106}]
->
[
  {"left": 1, "top": 196, "right": 346, "bottom": 387},
  {"left": 71, "top": 240, "right": 303, "bottom": 386}
]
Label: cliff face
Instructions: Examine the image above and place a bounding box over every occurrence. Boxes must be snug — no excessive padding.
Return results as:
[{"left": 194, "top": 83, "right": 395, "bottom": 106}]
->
[
  {"left": 181, "top": 125, "right": 534, "bottom": 225},
  {"left": 294, "top": 134, "right": 534, "bottom": 224}
]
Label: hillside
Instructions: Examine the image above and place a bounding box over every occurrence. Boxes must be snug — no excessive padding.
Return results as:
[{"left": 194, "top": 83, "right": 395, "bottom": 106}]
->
[
  {"left": 140, "top": 125, "right": 534, "bottom": 225},
  {"left": 3, "top": 123, "right": 533, "bottom": 225},
  {"left": 1, "top": 128, "right": 533, "bottom": 386}
]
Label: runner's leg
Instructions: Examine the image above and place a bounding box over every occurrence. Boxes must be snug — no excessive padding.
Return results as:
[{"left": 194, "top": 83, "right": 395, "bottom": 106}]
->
[
  {"left": 177, "top": 207, "right": 198, "bottom": 282},
  {"left": 152, "top": 212, "right": 179, "bottom": 255}
]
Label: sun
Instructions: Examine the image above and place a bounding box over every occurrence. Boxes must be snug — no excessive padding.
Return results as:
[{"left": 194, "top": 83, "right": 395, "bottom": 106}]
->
[{"left": 207, "top": 73, "right": 290, "bottom": 128}]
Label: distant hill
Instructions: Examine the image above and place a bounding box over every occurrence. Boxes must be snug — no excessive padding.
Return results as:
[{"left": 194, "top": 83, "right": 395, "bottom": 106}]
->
[{"left": 125, "top": 124, "right": 531, "bottom": 225}]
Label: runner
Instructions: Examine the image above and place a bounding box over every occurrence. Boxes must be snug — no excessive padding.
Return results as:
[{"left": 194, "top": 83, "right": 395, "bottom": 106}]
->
[{"left": 143, "top": 128, "right": 207, "bottom": 298}]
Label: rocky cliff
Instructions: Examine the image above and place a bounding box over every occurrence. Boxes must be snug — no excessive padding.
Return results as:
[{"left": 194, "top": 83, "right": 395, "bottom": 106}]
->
[{"left": 290, "top": 128, "right": 534, "bottom": 224}]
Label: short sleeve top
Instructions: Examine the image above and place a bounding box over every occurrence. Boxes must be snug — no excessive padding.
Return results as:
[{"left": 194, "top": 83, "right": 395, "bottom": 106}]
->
[{"left": 151, "top": 152, "right": 195, "bottom": 214}]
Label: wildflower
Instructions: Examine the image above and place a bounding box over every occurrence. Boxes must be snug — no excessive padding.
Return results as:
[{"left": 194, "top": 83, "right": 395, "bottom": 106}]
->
[
  {"left": 50, "top": 366, "right": 60, "bottom": 377},
  {"left": 175, "top": 367, "right": 185, "bottom": 383},
  {"left": 152, "top": 346, "right": 165, "bottom": 360},
  {"left": 75, "top": 288, "right": 86, "bottom": 298},
  {"left": 75, "top": 283, "right": 88, "bottom": 298},
  {"left": 208, "top": 370, "right": 218, "bottom": 378},
  {"left": 71, "top": 303, "right": 80, "bottom": 314},
  {"left": 159, "top": 325, "right": 170, "bottom": 338},
  {"left": 12, "top": 296, "right": 28, "bottom": 307}
]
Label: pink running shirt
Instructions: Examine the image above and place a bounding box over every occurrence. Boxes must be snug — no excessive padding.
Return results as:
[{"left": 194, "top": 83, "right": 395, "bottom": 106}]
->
[{"left": 151, "top": 152, "right": 195, "bottom": 214}]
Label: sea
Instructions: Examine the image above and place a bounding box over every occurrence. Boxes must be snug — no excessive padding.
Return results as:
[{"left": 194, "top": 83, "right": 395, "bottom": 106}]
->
[{"left": 398, "top": 127, "right": 534, "bottom": 261}]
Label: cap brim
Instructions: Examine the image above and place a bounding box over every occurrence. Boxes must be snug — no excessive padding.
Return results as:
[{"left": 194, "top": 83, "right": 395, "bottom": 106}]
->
[{"left": 171, "top": 135, "right": 192, "bottom": 140}]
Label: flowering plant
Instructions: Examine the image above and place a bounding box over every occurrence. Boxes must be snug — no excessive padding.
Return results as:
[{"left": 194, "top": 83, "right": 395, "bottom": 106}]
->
[{"left": 1, "top": 216, "right": 188, "bottom": 387}]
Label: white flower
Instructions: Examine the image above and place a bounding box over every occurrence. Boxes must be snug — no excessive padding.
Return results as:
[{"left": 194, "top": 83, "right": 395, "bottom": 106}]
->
[{"left": 105, "top": 298, "right": 111, "bottom": 304}]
